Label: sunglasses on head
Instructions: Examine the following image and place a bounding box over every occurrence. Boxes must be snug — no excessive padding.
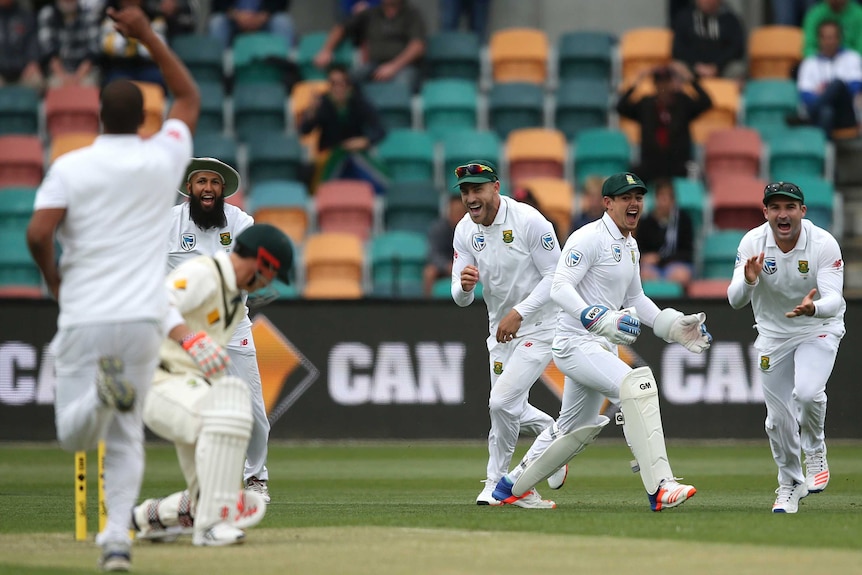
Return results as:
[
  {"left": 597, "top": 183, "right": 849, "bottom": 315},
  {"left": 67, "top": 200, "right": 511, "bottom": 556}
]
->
[
  {"left": 765, "top": 182, "right": 801, "bottom": 194},
  {"left": 454, "top": 163, "right": 496, "bottom": 178}
]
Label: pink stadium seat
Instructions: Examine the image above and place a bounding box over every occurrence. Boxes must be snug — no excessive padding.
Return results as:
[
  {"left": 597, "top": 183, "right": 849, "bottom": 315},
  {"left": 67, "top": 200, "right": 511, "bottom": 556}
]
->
[
  {"left": 0, "top": 135, "right": 44, "bottom": 187},
  {"left": 315, "top": 180, "right": 375, "bottom": 241}
]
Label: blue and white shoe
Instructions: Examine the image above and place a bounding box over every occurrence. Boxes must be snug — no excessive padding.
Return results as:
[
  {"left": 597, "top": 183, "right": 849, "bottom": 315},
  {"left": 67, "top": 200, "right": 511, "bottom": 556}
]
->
[
  {"left": 492, "top": 476, "right": 556, "bottom": 509},
  {"left": 772, "top": 482, "right": 808, "bottom": 513}
]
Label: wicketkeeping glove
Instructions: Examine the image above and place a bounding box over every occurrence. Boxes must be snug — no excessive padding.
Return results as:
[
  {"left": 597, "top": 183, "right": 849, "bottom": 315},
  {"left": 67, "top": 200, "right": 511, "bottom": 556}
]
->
[
  {"left": 653, "top": 309, "right": 712, "bottom": 353},
  {"left": 181, "top": 331, "right": 231, "bottom": 378},
  {"left": 580, "top": 305, "right": 641, "bottom": 345}
]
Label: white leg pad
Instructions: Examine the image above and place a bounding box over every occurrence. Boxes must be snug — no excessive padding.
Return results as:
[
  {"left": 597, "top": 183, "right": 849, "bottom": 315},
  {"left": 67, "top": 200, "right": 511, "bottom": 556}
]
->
[
  {"left": 619, "top": 367, "right": 673, "bottom": 494},
  {"left": 194, "top": 376, "right": 253, "bottom": 533},
  {"left": 512, "top": 416, "right": 610, "bottom": 497}
]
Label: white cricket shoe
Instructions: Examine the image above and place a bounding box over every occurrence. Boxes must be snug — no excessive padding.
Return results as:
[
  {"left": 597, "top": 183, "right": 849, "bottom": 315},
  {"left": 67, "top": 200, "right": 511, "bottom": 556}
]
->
[
  {"left": 649, "top": 478, "right": 697, "bottom": 511},
  {"left": 476, "top": 479, "right": 503, "bottom": 506},
  {"left": 772, "top": 482, "right": 809, "bottom": 513},
  {"left": 547, "top": 464, "right": 568, "bottom": 490},
  {"left": 193, "top": 522, "right": 246, "bottom": 547},
  {"left": 804, "top": 451, "right": 830, "bottom": 494},
  {"left": 246, "top": 476, "right": 271, "bottom": 504},
  {"left": 512, "top": 488, "right": 556, "bottom": 509},
  {"left": 98, "top": 542, "right": 131, "bottom": 572}
]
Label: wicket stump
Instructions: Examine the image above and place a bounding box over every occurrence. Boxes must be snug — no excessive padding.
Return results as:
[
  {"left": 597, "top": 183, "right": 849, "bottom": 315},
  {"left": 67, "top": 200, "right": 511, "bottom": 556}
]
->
[{"left": 74, "top": 440, "right": 106, "bottom": 541}]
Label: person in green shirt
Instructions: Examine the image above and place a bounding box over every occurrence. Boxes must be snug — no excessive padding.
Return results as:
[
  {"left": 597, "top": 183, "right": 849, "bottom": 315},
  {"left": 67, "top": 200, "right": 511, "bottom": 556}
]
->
[{"left": 803, "top": 0, "right": 862, "bottom": 56}]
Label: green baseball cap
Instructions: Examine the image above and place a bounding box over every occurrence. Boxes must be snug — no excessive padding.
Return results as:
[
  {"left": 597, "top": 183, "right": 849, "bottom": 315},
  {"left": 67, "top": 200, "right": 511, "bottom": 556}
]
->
[
  {"left": 602, "top": 172, "right": 648, "bottom": 197},
  {"left": 452, "top": 159, "right": 499, "bottom": 189},
  {"left": 763, "top": 181, "right": 804, "bottom": 205}
]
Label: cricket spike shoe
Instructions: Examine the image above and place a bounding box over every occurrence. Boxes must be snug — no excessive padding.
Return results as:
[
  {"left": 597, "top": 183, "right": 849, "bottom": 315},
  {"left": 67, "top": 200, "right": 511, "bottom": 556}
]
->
[
  {"left": 193, "top": 522, "right": 246, "bottom": 547},
  {"left": 804, "top": 451, "right": 829, "bottom": 494},
  {"left": 492, "top": 476, "right": 556, "bottom": 509},
  {"left": 98, "top": 542, "right": 131, "bottom": 572},
  {"left": 772, "top": 482, "right": 809, "bottom": 514},
  {"left": 476, "top": 479, "right": 503, "bottom": 506},
  {"left": 649, "top": 479, "right": 696, "bottom": 511},
  {"left": 95, "top": 357, "right": 135, "bottom": 412}
]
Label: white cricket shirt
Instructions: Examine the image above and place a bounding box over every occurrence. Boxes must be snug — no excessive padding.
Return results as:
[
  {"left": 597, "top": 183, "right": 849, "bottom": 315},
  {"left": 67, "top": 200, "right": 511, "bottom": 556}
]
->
[
  {"left": 166, "top": 202, "right": 255, "bottom": 351},
  {"left": 728, "top": 220, "right": 845, "bottom": 338},
  {"left": 34, "top": 119, "right": 193, "bottom": 329},
  {"left": 552, "top": 213, "right": 661, "bottom": 341},
  {"left": 451, "top": 196, "right": 561, "bottom": 348}
]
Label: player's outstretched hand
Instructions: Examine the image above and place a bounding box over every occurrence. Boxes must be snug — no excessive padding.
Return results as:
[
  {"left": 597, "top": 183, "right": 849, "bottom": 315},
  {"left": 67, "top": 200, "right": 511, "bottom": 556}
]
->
[
  {"left": 580, "top": 305, "right": 640, "bottom": 345},
  {"left": 786, "top": 288, "right": 817, "bottom": 318},
  {"left": 744, "top": 252, "right": 764, "bottom": 284},
  {"left": 107, "top": 6, "right": 152, "bottom": 40},
  {"left": 671, "top": 312, "right": 712, "bottom": 353},
  {"left": 181, "top": 331, "right": 231, "bottom": 378}
]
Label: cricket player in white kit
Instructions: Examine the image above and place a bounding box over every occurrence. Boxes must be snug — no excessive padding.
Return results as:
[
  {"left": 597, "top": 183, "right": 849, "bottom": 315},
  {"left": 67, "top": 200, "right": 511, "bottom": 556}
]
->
[
  {"left": 728, "top": 181, "right": 845, "bottom": 514},
  {"left": 167, "top": 157, "right": 273, "bottom": 503},
  {"left": 136, "top": 223, "right": 294, "bottom": 545},
  {"left": 451, "top": 160, "right": 565, "bottom": 509},
  {"left": 25, "top": 6, "right": 199, "bottom": 571},
  {"left": 493, "top": 172, "right": 712, "bottom": 511}
]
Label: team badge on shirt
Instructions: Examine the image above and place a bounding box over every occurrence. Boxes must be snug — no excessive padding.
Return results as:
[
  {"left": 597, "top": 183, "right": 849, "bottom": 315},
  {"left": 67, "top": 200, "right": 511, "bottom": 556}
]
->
[
  {"left": 493, "top": 361, "right": 503, "bottom": 375},
  {"left": 220, "top": 232, "right": 232, "bottom": 246},
  {"left": 798, "top": 260, "right": 809, "bottom": 274},
  {"left": 565, "top": 249, "right": 582, "bottom": 267},
  {"left": 611, "top": 244, "right": 622, "bottom": 262},
  {"left": 760, "top": 356, "right": 770, "bottom": 371},
  {"left": 541, "top": 233, "right": 555, "bottom": 250},
  {"left": 502, "top": 230, "right": 514, "bottom": 243},
  {"left": 181, "top": 233, "right": 196, "bottom": 251},
  {"left": 472, "top": 233, "right": 486, "bottom": 252},
  {"left": 763, "top": 257, "right": 777, "bottom": 275}
]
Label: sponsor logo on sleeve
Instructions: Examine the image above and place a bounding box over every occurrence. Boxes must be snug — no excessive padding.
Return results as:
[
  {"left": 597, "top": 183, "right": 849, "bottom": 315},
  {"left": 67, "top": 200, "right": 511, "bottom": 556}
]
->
[
  {"left": 541, "top": 232, "right": 555, "bottom": 251},
  {"left": 565, "top": 249, "right": 582, "bottom": 267}
]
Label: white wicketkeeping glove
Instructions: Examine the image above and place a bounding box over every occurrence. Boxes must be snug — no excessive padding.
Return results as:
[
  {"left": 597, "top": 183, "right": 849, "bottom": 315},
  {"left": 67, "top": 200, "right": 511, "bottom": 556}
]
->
[
  {"left": 181, "top": 331, "right": 231, "bottom": 378},
  {"left": 580, "top": 305, "right": 641, "bottom": 345},
  {"left": 653, "top": 308, "right": 712, "bottom": 353}
]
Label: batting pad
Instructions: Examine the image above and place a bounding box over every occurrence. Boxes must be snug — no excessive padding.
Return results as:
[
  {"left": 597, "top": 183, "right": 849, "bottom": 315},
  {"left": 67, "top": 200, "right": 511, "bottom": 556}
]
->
[
  {"left": 194, "top": 376, "right": 253, "bottom": 533},
  {"left": 512, "top": 416, "right": 610, "bottom": 497},
  {"left": 619, "top": 367, "right": 672, "bottom": 494}
]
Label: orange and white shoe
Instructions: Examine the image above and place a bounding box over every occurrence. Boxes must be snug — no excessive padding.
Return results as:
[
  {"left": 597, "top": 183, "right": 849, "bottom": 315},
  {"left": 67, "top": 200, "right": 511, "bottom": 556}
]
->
[
  {"left": 805, "top": 451, "right": 829, "bottom": 494},
  {"left": 492, "top": 477, "right": 556, "bottom": 509},
  {"left": 649, "top": 479, "right": 696, "bottom": 511}
]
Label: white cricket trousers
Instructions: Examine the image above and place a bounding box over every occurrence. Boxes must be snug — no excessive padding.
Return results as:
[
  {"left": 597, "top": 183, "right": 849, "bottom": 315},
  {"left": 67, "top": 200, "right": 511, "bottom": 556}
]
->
[
  {"left": 757, "top": 329, "right": 843, "bottom": 486},
  {"left": 485, "top": 328, "right": 555, "bottom": 482},
  {"left": 226, "top": 347, "right": 270, "bottom": 482},
  {"left": 52, "top": 321, "right": 161, "bottom": 547}
]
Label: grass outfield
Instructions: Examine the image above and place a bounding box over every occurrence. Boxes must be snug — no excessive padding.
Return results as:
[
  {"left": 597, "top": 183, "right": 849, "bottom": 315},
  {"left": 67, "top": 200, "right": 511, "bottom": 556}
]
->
[{"left": 1, "top": 440, "right": 861, "bottom": 574}]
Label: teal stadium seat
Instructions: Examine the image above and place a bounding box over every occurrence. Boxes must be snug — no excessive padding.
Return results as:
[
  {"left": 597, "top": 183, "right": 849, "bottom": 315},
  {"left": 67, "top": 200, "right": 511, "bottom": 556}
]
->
[
  {"left": 426, "top": 31, "right": 481, "bottom": 81},
  {"left": 376, "top": 129, "right": 435, "bottom": 183},
  {"left": 641, "top": 279, "right": 684, "bottom": 299},
  {"left": 557, "top": 31, "right": 614, "bottom": 83},
  {"left": 0, "top": 227, "right": 42, "bottom": 287},
  {"left": 441, "top": 130, "right": 501, "bottom": 190},
  {"left": 197, "top": 81, "right": 225, "bottom": 135},
  {"left": 384, "top": 181, "right": 441, "bottom": 232},
  {"left": 488, "top": 82, "right": 544, "bottom": 139},
  {"left": 672, "top": 177, "right": 707, "bottom": 236},
  {"left": 701, "top": 230, "right": 746, "bottom": 279},
  {"left": 232, "top": 32, "right": 289, "bottom": 86},
  {"left": 766, "top": 126, "right": 826, "bottom": 181},
  {"left": 247, "top": 132, "right": 303, "bottom": 185},
  {"left": 171, "top": 35, "right": 224, "bottom": 83},
  {"left": 297, "top": 32, "right": 354, "bottom": 80},
  {"left": 193, "top": 134, "right": 238, "bottom": 169},
  {"left": 573, "top": 128, "right": 630, "bottom": 183},
  {"left": 0, "top": 86, "right": 39, "bottom": 135},
  {"left": 248, "top": 179, "right": 308, "bottom": 211},
  {"left": 421, "top": 79, "right": 478, "bottom": 140},
  {"left": 555, "top": 78, "right": 610, "bottom": 140},
  {"left": 232, "top": 84, "right": 286, "bottom": 142},
  {"left": 743, "top": 80, "right": 798, "bottom": 134},
  {"left": 363, "top": 81, "right": 413, "bottom": 131},
  {"left": 0, "top": 187, "right": 36, "bottom": 229},
  {"left": 369, "top": 231, "right": 428, "bottom": 297},
  {"left": 791, "top": 175, "right": 835, "bottom": 230}
]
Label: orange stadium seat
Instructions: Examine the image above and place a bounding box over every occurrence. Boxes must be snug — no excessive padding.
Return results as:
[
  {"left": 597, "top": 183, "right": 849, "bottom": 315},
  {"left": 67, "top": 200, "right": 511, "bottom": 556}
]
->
[
  {"left": 709, "top": 174, "right": 767, "bottom": 231},
  {"left": 303, "top": 277, "right": 363, "bottom": 299},
  {"left": 690, "top": 78, "right": 739, "bottom": 145},
  {"left": 489, "top": 28, "right": 549, "bottom": 84},
  {"left": 314, "top": 180, "right": 375, "bottom": 241},
  {"left": 507, "top": 128, "right": 567, "bottom": 182},
  {"left": 748, "top": 26, "right": 803, "bottom": 79},
  {"left": 619, "top": 28, "right": 672, "bottom": 85},
  {"left": 704, "top": 127, "right": 762, "bottom": 181},
  {"left": 303, "top": 232, "right": 364, "bottom": 285},
  {"left": 686, "top": 278, "right": 732, "bottom": 299},
  {"left": 0, "top": 135, "right": 44, "bottom": 187},
  {"left": 133, "top": 81, "right": 166, "bottom": 137},
  {"left": 516, "top": 177, "right": 573, "bottom": 239},
  {"left": 44, "top": 85, "right": 100, "bottom": 138},
  {"left": 50, "top": 132, "right": 97, "bottom": 163},
  {"left": 249, "top": 180, "right": 310, "bottom": 246}
]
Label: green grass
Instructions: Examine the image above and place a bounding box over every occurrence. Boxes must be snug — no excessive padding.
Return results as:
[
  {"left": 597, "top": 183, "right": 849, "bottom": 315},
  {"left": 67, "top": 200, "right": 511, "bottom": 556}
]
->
[{"left": 1, "top": 440, "right": 861, "bottom": 574}]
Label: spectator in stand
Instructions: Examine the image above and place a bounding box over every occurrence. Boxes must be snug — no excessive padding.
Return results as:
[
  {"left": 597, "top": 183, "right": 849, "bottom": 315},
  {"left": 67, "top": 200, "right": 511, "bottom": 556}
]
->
[
  {"left": 0, "top": 0, "right": 44, "bottom": 90},
  {"left": 439, "top": 0, "right": 491, "bottom": 43},
  {"left": 38, "top": 0, "right": 100, "bottom": 88},
  {"left": 772, "top": 0, "right": 818, "bottom": 26},
  {"left": 300, "top": 63, "right": 388, "bottom": 194},
  {"left": 617, "top": 62, "right": 712, "bottom": 184},
  {"left": 423, "top": 192, "right": 467, "bottom": 296},
  {"left": 570, "top": 175, "right": 606, "bottom": 232},
  {"left": 313, "top": 0, "right": 426, "bottom": 92},
  {"left": 671, "top": 0, "right": 746, "bottom": 79},
  {"left": 208, "top": 0, "right": 293, "bottom": 51},
  {"left": 100, "top": 0, "right": 167, "bottom": 88},
  {"left": 636, "top": 179, "right": 694, "bottom": 287},
  {"left": 338, "top": 0, "right": 380, "bottom": 20},
  {"left": 147, "top": 0, "right": 194, "bottom": 41},
  {"left": 796, "top": 19, "right": 862, "bottom": 136},
  {"left": 803, "top": 0, "right": 862, "bottom": 57}
]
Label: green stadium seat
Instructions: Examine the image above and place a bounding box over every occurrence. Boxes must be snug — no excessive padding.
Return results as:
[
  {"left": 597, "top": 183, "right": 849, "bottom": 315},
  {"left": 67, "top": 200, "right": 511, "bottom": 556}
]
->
[
  {"left": 233, "top": 84, "right": 286, "bottom": 142},
  {"left": 232, "top": 32, "right": 289, "bottom": 86},
  {"left": 441, "top": 129, "right": 502, "bottom": 190},
  {"left": 702, "top": 230, "right": 746, "bottom": 279},
  {"left": 0, "top": 227, "right": 42, "bottom": 287},
  {"left": 573, "top": 128, "right": 630, "bottom": 183},
  {"left": 297, "top": 32, "right": 354, "bottom": 81},
  {"left": 384, "top": 181, "right": 441, "bottom": 232},
  {"left": 248, "top": 179, "right": 308, "bottom": 210},
  {"left": 555, "top": 78, "right": 609, "bottom": 141},
  {"left": 171, "top": 34, "right": 224, "bottom": 83},
  {"left": 0, "top": 86, "right": 39, "bottom": 135},
  {"left": 488, "top": 82, "right": 544, "bottom": 139},
  {"left": 0, "top": 187, "right": 36, "bottom": 229},
  {"left": 247, "top": 132, "right": 303, "bottom": 185},
  {"left": 376, "top": 129, "right": 435, "bottom": 182},
  {"left": 791, "top": 175, "right": 835, "bottom": 230},
  {"left": 363, "top": 81, "right": 413, "bottom": 131},
  {"left": 369, "top": 230, "right": 428, "bottom": 297},
  {"left": 271, "top": 279, "right": 299, "bottom": 299},
  {"left": 743, "top": 80, "right": 798, "bottom": 133},
  {"left": 557, "top": 31, "right": 614, "bottom": 83},
  {"left": 193, "top": 134, "right": 238, "bottom": 169},
  {"left": 766, "top": 126, "right": 826, "bottom": 181},
  {"left": 425, "top": 31, "right": 481, "bottom": 81},
  {"left": 421, "top": 79, "right": 478, "bottom": 140},
  {"left": 641, "top": 279, "right": 684, "bottom": 299},
  {"left": 672, "top": 177, "right": 707, "bottom": 236},
  {"left": 197, "top": 81, "right": 225, "bottom": 135}
]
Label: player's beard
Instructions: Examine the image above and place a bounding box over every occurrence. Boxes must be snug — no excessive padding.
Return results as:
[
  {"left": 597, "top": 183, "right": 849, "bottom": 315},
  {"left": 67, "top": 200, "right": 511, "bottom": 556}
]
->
[{"left": 189, "top": 193, "right": 227, "bottom": 230}]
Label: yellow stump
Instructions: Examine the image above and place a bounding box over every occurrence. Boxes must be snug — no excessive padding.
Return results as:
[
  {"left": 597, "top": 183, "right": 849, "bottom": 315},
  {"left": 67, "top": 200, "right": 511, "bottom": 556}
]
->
[
  {"left": 74, "top": 451, "right": 87, "bottom": 541},
  {"left": 98, "top": 440, "right": 107, "bottom": 532}
]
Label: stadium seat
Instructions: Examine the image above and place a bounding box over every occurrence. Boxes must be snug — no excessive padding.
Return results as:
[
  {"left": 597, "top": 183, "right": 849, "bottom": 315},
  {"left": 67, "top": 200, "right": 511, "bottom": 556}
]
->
[
  {"left": 0, "top": 135, "right": 43, "bottom": 187},
  {"left": 573, "top": 128, "right": 630, "bottom": 184},
  {"left": 701, "top": 230, "right": 746, "bottom": 279},
  {"left": 748, "top": 26, "right": 803, "bottom": 79},
  {"left": 314, "top": 180, "right": 376, "bottom": 241},
  {"left": 384, "top": 180, "right": 441, "bottom": 232},
  {"left": 671, "top": 177, "right": 708, "bottom": 236},
  {"left": 44, "top": 85, "right": 100, "bottom": 138},
  {"left": 197, "top": 80, "right": 225, "bottom": 135},
  {"left": 133, "top": 81, "right": 166, "bottom": 137},
  {"left": 297, "top": 31, "right": 354, "bottom": 81},
  {"left": 431, "top": 277, "right": 483, "bottom": 300},
  {"left": 302, "top": 232, "right": 364, "bottom": 295},
  {"left": 376, "top": 129, "right": 435, "bottom": 183},
  {"left": 247, "top": 180, "right": 310, "bottom": 245},
  {"left": 489, "top": 27, "right": 549, "bottom": 84},
  {"left": 363, "top": 81, "right": 413, "bottom": 131},
  {"left": 710, "top": 174, "right": 767, "bottom": 231},
  {"left": 686, "top": 278, "right": 732, "bottom": 298},
  {"left": 766, "top": 126, "right": 826, "bottom": 181},
  {"left": 421, "top": 79, "right": 478, "bottom": 140},
  {"left": 0, "top": 187, "right": 36, "bottom": 229},
  {"left": 0, "top": 228, "right": 42, "bottom": 287},
  {"left": 0, "top": 284, "right": 44, "bottom": 298},
  {"left": 289, "top": 80, "right": 328, "bottom": 154},
  {"left": 557, "top": 31, "right": 614, "bottom": 83},
  {"left": 742, "top": 80, "right": 798, "bottom": 133},
  {"left": 171, "top": 34, "right": 224, "bottom": 83},
  {"left": 507, "top": 128, "right": 567, "bottom": 182},
  {"left": 0, "top": 86, "right": 39, "bottom": 135},
  {"left": 368, "top": 230, "right": 428, "bottom": 297},
  {"left": 270, "top": 279, "right": 298, "bottom": 299},
  {"left": 303, "top": 277, "right": 363, "bottom": 299},
  {"left": 619, "top": 28, "right": 672, "bottom": 85},
  {"left": 441, "top": 129, "right": 502, "bottom": 190},
  {"left": 791, "top": 175, "right": 835, "bottom": 230},
  {"left": 488, "top": 82, "right": 545, "bottom": 139},
  {"left": 703, "top": 127, "right": 762, "bottom": 182},
  {"left": 225, "top": 187, "right": 246, "bottom": 210},
  {"left": 232, "top": 32, "right": 289, "bottom": 86},
  {"left": 246, "top": 132, "right": 303, "bottom": 185},
  {"left": 516, "top": 177, "right": 573, "bottom": 239},
  {"left": 50, "top": 132, "right": 97, "bottom": 164},
  {"left": 192, "top": 134, "right": 238, "bottom": 169},
  {"left": 642, "top": 279, "right": 684, "bottom": 298},
  {"left": 690, "top": 78, "right": 739, "bottom": 145},
  {"left": 233, "top": 83, "right": 287, "bottom": 142},
  {"left": 425, "top": 31, "right": 481, "bottom": 81},
  {"left": 554, "top": 78, "right": 610, "bottom": 141}
]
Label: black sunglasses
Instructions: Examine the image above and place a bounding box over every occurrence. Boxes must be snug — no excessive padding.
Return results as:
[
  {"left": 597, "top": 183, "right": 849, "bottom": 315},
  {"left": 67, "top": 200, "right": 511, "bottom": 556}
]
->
[
  {"left": 765, "top": 182, "right": 801, "bottom": 194},
  {"left": 454, "top": 163, "right": 496, "bottom": 178}
]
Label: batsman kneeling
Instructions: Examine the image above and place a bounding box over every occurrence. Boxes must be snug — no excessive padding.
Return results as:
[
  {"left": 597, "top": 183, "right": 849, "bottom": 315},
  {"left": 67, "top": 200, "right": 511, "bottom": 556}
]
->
[
  {"left": 492, "top": 172, "right": 713, "bottom": 511},
  {"left": 133, "top": 224, "right": 293, "bottom": 545}
]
